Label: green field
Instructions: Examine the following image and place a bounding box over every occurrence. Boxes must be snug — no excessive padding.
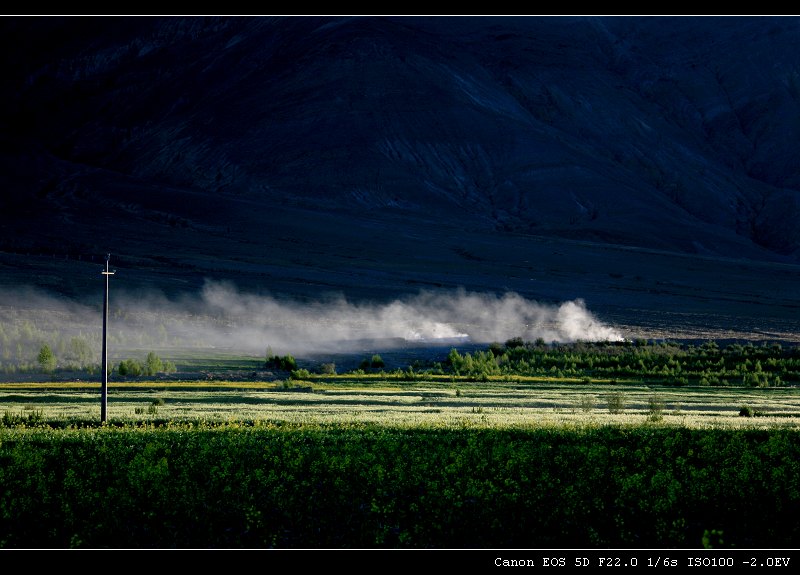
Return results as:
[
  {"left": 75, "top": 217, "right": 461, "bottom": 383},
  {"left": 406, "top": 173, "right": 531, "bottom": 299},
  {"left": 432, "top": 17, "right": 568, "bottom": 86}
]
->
[
  {"left": 5, "top": 337, "right": 800, "bottom": 429},
  {"left": 3, "top": 339, "right": 800, "bottom": 549},
  {"left": 3, "top": 376, "right": 800, "bottom": 429}
]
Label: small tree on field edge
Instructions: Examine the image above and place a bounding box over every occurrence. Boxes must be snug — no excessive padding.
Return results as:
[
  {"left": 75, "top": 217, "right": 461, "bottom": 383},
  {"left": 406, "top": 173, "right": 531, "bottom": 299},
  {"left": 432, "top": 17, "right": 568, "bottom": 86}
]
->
[
  {"left": 37, "top": 344, "right": 57, "bottom": 373},
  {"left": 145, "top": 351, "right": 163, "bottom": 376}
]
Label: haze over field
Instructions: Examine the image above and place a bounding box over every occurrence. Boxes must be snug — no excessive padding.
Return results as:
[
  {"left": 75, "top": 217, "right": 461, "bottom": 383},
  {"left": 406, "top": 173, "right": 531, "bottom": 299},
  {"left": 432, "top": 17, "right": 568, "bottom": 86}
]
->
[
  {"left": 159, "top": 281, "right": 626, "bottom": 351},
  {"left": 0, "top": 282, "right": 624, "bottom": 368}
]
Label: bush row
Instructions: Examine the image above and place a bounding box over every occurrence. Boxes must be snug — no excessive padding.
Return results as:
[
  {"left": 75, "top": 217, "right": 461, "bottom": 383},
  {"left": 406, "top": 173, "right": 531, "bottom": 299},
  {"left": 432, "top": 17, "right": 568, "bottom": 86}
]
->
[{"left": 1, "top": 423, "right": 798, "bottom": 548}]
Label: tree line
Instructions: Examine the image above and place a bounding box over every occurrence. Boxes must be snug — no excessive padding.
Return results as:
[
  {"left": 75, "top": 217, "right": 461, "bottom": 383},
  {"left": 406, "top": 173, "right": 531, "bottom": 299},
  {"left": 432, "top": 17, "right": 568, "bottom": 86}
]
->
[{"left": 440, "top": 338, "right": 800, "bottom": 387}]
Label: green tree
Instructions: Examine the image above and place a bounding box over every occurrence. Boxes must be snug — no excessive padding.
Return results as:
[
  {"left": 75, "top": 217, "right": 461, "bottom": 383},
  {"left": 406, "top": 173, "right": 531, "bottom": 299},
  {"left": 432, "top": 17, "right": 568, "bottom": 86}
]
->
[
  {"left": 145, "top": 351, "right": 163, "bottom": 376},
  {"left": 606, "top": 391, "right": 626, "bottom": 414},
  {"left": 37, "top": 344, "right": 56, "bottom": 373},
  {"left": 266, "top": 354, "right": 297, "bottom": 372},
  {"left": 118, "top": 359, "right": 143, "bottom": 377}
]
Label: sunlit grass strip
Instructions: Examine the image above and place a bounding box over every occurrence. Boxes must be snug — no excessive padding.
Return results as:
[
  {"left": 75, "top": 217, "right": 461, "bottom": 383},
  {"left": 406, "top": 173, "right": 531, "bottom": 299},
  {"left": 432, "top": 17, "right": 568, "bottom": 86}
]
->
[
  {"left": 4, "top": 402, "right": 800, "bottom": 431},
  {"left": 4, "top": 378, "right": 800, "bottom": 430},
  {"left": 305, "top": 373, "right": 622, "bottom": 384},
  {"left": 0, "top": 381, "right": 285, "bottom": 390}
]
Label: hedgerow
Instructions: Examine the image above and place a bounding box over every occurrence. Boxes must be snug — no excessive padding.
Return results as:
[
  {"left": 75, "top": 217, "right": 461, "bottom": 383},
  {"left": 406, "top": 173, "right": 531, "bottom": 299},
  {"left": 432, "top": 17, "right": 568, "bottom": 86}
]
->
[{"left": 1, "top": 423, "right": 798, "bottom": 548}]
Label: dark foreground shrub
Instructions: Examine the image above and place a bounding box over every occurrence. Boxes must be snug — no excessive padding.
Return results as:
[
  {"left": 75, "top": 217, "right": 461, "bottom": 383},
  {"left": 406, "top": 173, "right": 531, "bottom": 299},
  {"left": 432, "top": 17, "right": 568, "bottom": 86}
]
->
[{"left": 0, "top": 424, "right": 798, "bottom": 549}]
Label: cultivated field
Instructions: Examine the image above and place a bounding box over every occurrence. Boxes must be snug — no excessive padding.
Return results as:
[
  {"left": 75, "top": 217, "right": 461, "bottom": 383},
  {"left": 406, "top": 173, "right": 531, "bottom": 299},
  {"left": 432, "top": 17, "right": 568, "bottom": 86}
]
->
[
  {"left": 5, "top": 336, "right": 800, "bottom": 430},
  {"left": 4, "top": 341, "right": 800, "bottom": 549},
  {"left": 3, "top": 376, "right": 800, "bottom": 430}
]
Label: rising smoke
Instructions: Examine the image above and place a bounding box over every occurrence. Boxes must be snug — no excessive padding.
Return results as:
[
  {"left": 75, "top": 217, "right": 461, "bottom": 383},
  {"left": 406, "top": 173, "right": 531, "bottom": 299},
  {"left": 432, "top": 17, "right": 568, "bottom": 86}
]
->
[
  {"left": 0, "top": 281, "right": 625, "bottom": 362},
  {"left": 150, "top": 281, "right": 625, "bottom": 354}
]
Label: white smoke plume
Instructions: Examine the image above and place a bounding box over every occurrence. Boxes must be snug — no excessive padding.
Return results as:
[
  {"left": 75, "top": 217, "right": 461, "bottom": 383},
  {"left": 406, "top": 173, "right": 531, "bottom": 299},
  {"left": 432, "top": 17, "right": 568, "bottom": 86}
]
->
[
  {"left": 164, "top": 281, "right": 625, "bottom": 353},
  {"left": 0, "top": 281, "right": 625, "bottom": 361}
]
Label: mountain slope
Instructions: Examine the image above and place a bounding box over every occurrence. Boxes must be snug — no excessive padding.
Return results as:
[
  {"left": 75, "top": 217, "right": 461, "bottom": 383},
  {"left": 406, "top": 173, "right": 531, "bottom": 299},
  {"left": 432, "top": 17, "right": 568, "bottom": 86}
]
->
[{"left": 0, "top": 16, "right": 799, "bottom": 342}]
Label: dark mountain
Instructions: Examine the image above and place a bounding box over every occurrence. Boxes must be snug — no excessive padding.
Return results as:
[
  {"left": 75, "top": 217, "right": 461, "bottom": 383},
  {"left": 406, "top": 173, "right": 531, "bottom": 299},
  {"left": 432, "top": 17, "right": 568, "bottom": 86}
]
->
[{"left": 1, "top": 16, "right": 799, "bottom": 341}]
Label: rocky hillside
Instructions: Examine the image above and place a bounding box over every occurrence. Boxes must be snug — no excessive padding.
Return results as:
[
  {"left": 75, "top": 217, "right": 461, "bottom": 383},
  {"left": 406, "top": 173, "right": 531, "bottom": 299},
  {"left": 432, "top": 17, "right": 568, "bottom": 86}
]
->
[{"left": 0, "top": 16, "right": 798, "bottom": 342}]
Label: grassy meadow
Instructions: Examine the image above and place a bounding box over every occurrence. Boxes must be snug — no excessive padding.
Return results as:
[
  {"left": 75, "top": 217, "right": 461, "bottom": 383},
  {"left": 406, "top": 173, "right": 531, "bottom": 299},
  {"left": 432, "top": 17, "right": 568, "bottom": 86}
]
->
[
  {"left": 3, "top": 376, "right": 800, "bottom": 429},
  {"left": 4, "top": 337, "right": 800, "bottom": 429}
]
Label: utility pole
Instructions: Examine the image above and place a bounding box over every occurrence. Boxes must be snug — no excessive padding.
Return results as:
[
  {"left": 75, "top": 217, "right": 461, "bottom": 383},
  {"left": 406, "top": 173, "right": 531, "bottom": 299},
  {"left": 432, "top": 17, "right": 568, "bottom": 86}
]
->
[{"left": 101, "top": 254, "right": 115, "bottom": 423}]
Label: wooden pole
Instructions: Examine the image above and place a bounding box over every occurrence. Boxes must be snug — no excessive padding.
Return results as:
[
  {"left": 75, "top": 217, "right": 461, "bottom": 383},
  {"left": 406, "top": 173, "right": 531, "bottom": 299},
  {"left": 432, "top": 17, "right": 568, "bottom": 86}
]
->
[{"left": 101, "top": 254, "right": 115, "bottom": 423}]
